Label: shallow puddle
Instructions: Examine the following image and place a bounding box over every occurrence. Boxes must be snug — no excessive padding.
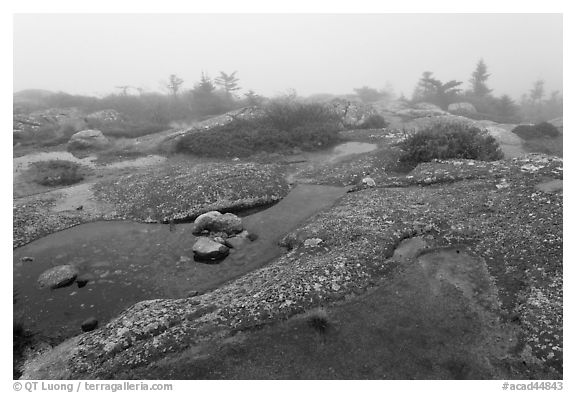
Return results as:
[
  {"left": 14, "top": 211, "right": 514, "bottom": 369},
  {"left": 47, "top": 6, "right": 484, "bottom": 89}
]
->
[
  {"left": 307, "top": 141, "right": 378, "bottom": 164},
  {"left": 13, "top": 184, "right": 347, "bottom": 342},
  {"left": 535, "top": 179, "right": 563, "bottom": 193}
]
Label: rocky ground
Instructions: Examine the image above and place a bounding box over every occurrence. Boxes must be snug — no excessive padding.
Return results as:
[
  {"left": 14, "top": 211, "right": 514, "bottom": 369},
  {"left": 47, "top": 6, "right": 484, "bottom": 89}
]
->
[{"left": 15, "top": 102, "right": 563, "bottom": 379}]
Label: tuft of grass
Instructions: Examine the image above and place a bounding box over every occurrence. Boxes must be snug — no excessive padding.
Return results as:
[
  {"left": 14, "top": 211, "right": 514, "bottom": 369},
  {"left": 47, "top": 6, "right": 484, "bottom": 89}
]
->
[
  {"left": 398, "top": 123, "right": 503, "bottom": 167},
  {"left": 28, "top": 159, "right": 85, "bottom": 186},
  {"left": 512, "top": 122, "right": 560, "bottom": 140}
]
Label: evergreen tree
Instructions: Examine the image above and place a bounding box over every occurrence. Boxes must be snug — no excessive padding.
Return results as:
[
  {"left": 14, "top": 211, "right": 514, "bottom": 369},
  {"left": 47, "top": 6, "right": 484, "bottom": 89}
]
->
[
  {"left": 166, "top": 74, "right": 184, "bottom": 96},
  {"left": 469, "top": 59, "right": 492, "bottom": 97},
  {"left": 495, "top": 94, "right": 519, "bottom": 123},
  {"left": 413, "top": 71, "right": 462, "bottom": 109},
  {"left": 215, "top": 71, "right": 241, "bottom": 98},
  {"left": 530, "top": 79, "right": 545, "bottom": 104}
]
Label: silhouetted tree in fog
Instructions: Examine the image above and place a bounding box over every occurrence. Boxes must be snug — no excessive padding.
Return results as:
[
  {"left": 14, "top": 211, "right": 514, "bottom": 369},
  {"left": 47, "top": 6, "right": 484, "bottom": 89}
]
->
[
  {"left": 469, "top": 59, "right": 492, "bottom": 98},
  {"left": 353, "top": 86, "right": 389, "bottom": 103},
  {"left": 412, "top": 71, "right": 462, "bottom": 109},
  {"left": 166, "top": 74, "right": 184, "bottom": 96},
  {"left": 495, "top": 95, "right": 520, "bottom": 123},
  {"left": 529, "top": 79, "right": 545, "bottom": 104},
  {"left": 215, "top": 71, "right": 241, "bottom": 98}
]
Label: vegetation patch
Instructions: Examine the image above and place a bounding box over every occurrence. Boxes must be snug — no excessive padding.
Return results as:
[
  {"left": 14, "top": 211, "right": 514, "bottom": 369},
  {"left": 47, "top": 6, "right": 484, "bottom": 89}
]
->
[
  {"left": 398, "top": 123, "right": 503, "bottom": 167},
  {"left": 85, "top": 118, "right": 168, "bottom": 138},
  {"left": 512, "top": 122, "right": 560, "bottom": 140},
  {"left": 357, "top": 114, "right": 389, "bottom": 129},
  {"left": 175, "top": 101, "right": 344, "bottom": 158},
  {"left": 27, "top": 160, "right": 85, "bottom": 186}
]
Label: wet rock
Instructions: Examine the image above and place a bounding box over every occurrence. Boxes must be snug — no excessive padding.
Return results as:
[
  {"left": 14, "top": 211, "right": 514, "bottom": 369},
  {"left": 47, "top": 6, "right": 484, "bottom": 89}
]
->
[
  {"left": 226, "top": 230, "right": 251, "bottom": 249},
  {"left": 192, "top": 237, "right": 230, "bottom": 261},
  {"left": 38, "top": 265, "right": 79, "bottom": 289},
  {"left": 81, "top": 317, "right": 98, "bottom": 332},
  {"left": 68, "top": 129, "right": 110, "bottom": 150},
  {"left": 192, "top": 211, "right": 243, "bottom": 235},
  {"left": 213, "top": 236, "right": 228, "bottom": 245}
]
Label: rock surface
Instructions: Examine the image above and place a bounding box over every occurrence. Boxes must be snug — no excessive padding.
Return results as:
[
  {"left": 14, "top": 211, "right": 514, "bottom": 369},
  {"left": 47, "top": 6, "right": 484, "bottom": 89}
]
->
[
  {"left": 192, "top": 237, "right": 230, "bottom": 261},
  {"left": 37, "top": 265, "right": 79, "bottom": 289},
  {"left": 68, "top": 130, "right": 110, "bottom": 150},
  {"left": 21, "top": 154, "right": 562, "bottom": 380},
  {"left": 192, "top": 211, "right": 243, "bottom": 235}
]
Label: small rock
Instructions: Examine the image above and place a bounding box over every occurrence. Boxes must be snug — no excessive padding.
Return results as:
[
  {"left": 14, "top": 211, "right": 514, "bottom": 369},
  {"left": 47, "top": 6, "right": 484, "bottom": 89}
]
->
[
  {"left": 192, "top": 237, "right": 230, "bottom": 261},
  {"left": 213, "top": 236, "right": 227, "bottom": 245},
  {"left": 38, "top": 265, "right": 79, "bottom": 289},
  {"left": 81, "top": 317, "right": 98, "bottom": 332},
  {"left": 186, "top": 291, "right": 200, "bottom": 298},
  {"left": 21, "top": 256, "right": 34, "bottom": 263},
  {"left": 304, "top": 238, "right": 323, "bottom": 247},
  {"left": 76, "top": 273, "right": 96, "bottom": 288},
  {"left": 226, "top": 230, "right": 252, "bottom": 249},
  {"left": 68, "top": 129, "right": 110, "bottom": 150}
]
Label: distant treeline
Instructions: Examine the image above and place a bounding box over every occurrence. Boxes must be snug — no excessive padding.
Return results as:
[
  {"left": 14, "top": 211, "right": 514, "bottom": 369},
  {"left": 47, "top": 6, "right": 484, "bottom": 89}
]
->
[
  {"left": 409, "top": 59, "right": 562, "bottom": 123},
  {"left": 15, "top": 63, "right": 562, "bottom": 127}
]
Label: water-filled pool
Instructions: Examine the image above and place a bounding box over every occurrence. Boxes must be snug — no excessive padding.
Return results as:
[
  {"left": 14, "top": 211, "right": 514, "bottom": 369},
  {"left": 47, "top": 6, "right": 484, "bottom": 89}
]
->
[{"left": 13, "top": 184, "right": 347, "bottom": 342}]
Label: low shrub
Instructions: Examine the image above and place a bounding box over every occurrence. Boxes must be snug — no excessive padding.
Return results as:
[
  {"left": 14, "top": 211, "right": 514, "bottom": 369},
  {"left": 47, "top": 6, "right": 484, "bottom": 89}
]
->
[
  {"left": 27, "top": 160, "right": 85, "bottom": 186},
  {"left": 511, "top": 122, "right": 560, "bottom": 140},
  {"left": 175, "top": 101, "right": 344, "bottom": 158},
  {"left": 398, "top": 123, "right": 503, "bottom": 165},
  {"left": 357, "top": 114, "right": 389, "bottom": 129},
  {"left": 264, "top": 99, "right": 343, "bottom": 131},
  {"left": 85, "top": 118, "right": 168, "bottom": 138}
]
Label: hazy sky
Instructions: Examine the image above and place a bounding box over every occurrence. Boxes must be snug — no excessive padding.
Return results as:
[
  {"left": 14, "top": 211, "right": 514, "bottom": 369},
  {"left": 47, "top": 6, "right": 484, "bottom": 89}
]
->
[{"left": 13, "top": 13, "right": 563, "bottom": 99}]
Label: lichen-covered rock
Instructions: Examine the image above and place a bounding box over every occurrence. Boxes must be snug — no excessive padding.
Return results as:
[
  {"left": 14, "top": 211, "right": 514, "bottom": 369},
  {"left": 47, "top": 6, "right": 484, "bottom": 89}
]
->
[
  {"left": 38, "top": 265, "right": 79, "bottom": 289},
  {"left": 192, "top": 237, "right": 230, "bottom": 261},
  {"left": 68, "top": 129, "right": 110, "bottom": 150},
  {"left": 21, "top": 154, "right": 562, "bottom": 380},
  {"left": 192, "top": 211, "right": 243, "bottom": 235}
]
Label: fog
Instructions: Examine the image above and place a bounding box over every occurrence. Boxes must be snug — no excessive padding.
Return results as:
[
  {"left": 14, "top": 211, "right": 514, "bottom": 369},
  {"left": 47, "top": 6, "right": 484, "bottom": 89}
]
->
[{"left": 13, "top": 13, "right": 562, "bottom": 99}]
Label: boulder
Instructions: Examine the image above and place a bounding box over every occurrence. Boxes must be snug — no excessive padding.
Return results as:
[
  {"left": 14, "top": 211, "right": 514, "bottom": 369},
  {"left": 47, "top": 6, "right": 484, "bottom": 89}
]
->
[
  {"left": 38, "top": 265, "right": 79, "bottom": 289},
  {"left": 448, "top": 102, "right": 477, "bottom": 115},
  {"left": 192, "top": 211, "right": 243, "bottom": 235},
  {"left": 192, "top": 237, "right": 230, "bottom": 261},
  {"left": 68, "top": 129, "right": 110, "bottom": 150}
]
